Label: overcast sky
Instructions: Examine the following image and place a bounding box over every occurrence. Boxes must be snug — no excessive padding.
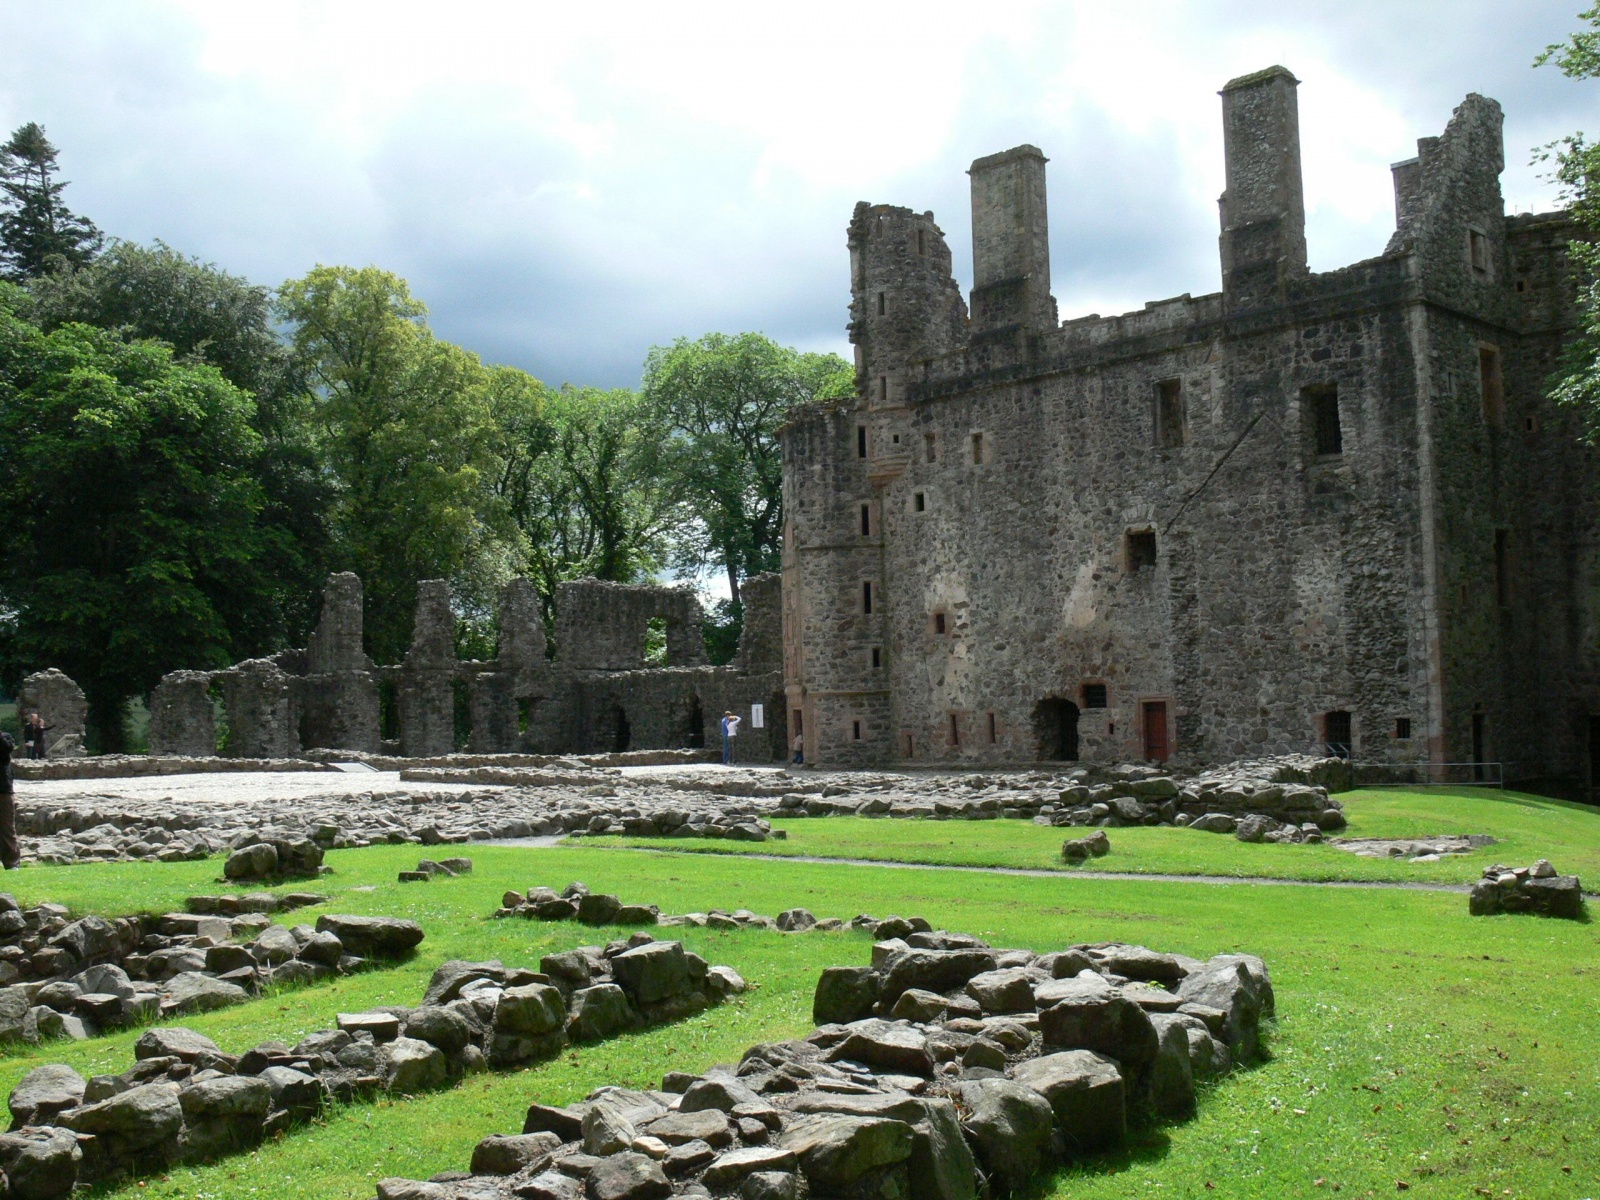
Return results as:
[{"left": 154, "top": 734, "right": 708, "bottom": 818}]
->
[{"left": 0, "top": 1, "right": 1592, "bottom": 390}]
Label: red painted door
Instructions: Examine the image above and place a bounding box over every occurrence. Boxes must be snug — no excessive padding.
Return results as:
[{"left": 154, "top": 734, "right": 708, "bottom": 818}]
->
[{"left": 1143, "top": 701, "right": 1169, "bottom": 762}]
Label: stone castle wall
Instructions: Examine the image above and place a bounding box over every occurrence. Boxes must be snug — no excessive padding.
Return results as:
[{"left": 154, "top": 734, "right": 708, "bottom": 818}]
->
[{"left": 782, "top": 67, "right": 1597, "bottom": 782}]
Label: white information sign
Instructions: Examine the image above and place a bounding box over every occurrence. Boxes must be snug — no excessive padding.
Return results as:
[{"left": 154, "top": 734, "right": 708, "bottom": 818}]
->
[{"left": 750, "top": 703, "right": 765, "bottom": 729}]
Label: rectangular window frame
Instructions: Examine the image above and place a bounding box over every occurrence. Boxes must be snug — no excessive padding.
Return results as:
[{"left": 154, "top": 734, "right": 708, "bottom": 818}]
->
[{"left": 1154, "top": 378, "right": 1185, "bottom": 449}]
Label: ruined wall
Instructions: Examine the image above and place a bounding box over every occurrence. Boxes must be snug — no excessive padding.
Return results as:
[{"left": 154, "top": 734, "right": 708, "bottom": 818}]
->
[
  {"left": 16, "top": 670, "right": 87, "bottom": 757},
  {"left": 784, "top": 67, "right": 1594, "bottom": 779},
  {"left": 554, "top": 580, "right": 708, "bottom": 671},
  {"left": 147, "top": 671, "right": 216, "bottom": 757}
]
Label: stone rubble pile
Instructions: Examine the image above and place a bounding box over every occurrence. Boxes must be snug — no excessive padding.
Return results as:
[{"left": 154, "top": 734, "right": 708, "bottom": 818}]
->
[
  {"left": 0, "top": 933, "right": 746, "bottom": 1195},
  {"left": 223, "top": 835, "right": 328, "bottom": 881},
  {"left": 8, "top": 754, "right": 1350, "bottom": 870},
  {"left": 494, "top": 884, "right": 850, "bottom": 937},
  {"left": 0, "top": 901, "right": 421, "bottom": 1046},
  {"left": 375, "top": 925, "right": 1272, "bottom": 1200},
  {"left": 1329, "top": 834, "right": 1496, "bottom": 862},
  {"left": 401, "top": 857, "right": 475, "bottom": 883},
  {"left": 1468, "top": 860, "right": 1585, "bottom": 919},
  {"left": 1059, "top": 831, "right": 1111, "bottom": 861}
]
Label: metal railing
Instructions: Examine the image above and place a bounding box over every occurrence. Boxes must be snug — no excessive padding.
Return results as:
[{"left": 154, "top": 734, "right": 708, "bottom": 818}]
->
[{"left": 1347, "top": 760, "right": 1506, "bottom": 789}]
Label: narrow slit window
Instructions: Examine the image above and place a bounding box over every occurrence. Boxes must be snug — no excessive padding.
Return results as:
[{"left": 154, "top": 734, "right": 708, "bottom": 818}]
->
[
  {"left": 1306, "top": 385, "right": 1342, "bottom": 456},
  {"left": 877, "top": 291, "right": 886, "bottom": 316},
  {"left": 857, "top": 425, "right": 868, "bottom": 458},
  {"left": 933, "top": 612, "right": 946, "bottom": 635},
  {"left": 1493, "top": 529, "right": 1510, "bottom": 608},
  {"left": 871, "top": 647, "right": 882, "bottom": 669},
  {"left": 903, "top": 732, "right": 915, "bottom": 757},
  {"left": 971, "top": 432, "right": 984, "bottom": 464},
  {"left": 852, "top": 720, "right": 863, "bottom": 741},
  {"left": 914, "top": 491, "right": 926, "bottom": 512},
  {"left": 1469, "top": 228, "right": 1490, "bottom": 274},
  {"left": 949, "top": 713, "right": 960, "bottom": 746},
  {"left": 916, "top": 228, "right": 926, "bottom": 256},
  {"left": 925, "top": 432, "right": 937, "bottom": 462},
  {"left": 860, "top": 503, "right": 871, "bottom": 536},
  {"left": 987, "top": 712, "right": 997, "bottom": 743},
  {"left": 878, "top": 376, "right": 888, "bottom": 403},
  {"left": 1155, "top": 379, "right": 1185, "bottom": 448},
  {"left": 1479, "top": 346, "right": 1504, "bottom": 427},
  {"left": 862, "top": 581, "right": 874, "bottom": 614}
]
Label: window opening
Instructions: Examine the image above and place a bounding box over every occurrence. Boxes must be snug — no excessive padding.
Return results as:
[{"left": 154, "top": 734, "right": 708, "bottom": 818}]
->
[
  {"left": 644, "top": 616, "right": 668, "bottom": 666},
  {"left": 1031, "top": 697, "right": 1079, "bottom": 761},
  {"left": 857, "top": 425, "right": 868, "bottom": 458},
  {"left": 852, "top": 720, "right": 862, "bottom": 741},
  {"left": 452, "top": 680, "right": 472, "bottom": 751},
  {"left": 1082, "top": 683, "right": 1108, "bottom": 709},
  {"left": 870, "top": 646, "right": 882, "bottom": 669},
  {"left": 914, "top": 492, "right": 926, "bottom": 512},
  {"left": 862, "top": 581, "right": 873, "bottom": 614},
  {"left": 987, "top": 712, "right": 997, "bottom": 744},
  {"left": 903, "top": 732, "right": 915, "bottom": 757},
  {"left": 1479, "top": 346, "right": 1504, "bottom": 427},
  {"left": 879, "top": 376, "right": 888, "bottom": 403},
  {"left": 1126, "top": 529, "right": 1157, "bottom": 573},
  {"left": 1524, "top": 415, "right": 1539, "bottom": 433},
  {"left": 1493, "top": 529, "right": 1509, "bottom": 608},
  {"left": 916, "top": 228, "right": 926, "bottom": 256},
  {"left": 1306, "top": 385, "right": 1342, "bottom": 456},
  {"left": 877, "top": 291, "right": 886, "bottom": 316},
  {"left": 860, "top": 504, "right": 871, "bottom": 536},
  {"left": 1323, "top": 710, "right": 1352, "bottom": 759},
  {"left": 949, "top": 713, "right": 960, "bottom": 746},
  {"left": 378, "top": 678, "right": 399, "bottom": 743},
  {"left": 1155, "top": 378, "right": 1185, "bottom": 448},
  {"left": 933, "top": 612, "right": 946, "bottom": 635},
  {"left": 1143, "top": 701, "right": 1170, "bottom": 762},
  {"left": 516, "top": 696, "right": 538, "bottom": 735},
  {"left": 971, "top": 432, "right": 984, "bottom": 464},
  {"left": 1394, "top": 717, "right": 1411, "bottom": 740},
  {"left": 1469, "top": 228, "right": 1490, "bottom": 274},
  {"left": 925, "top": 433, "right": 937, "bottom": 462}
]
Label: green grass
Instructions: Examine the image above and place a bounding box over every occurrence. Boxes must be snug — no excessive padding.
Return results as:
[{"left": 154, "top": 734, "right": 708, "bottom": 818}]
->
[
  {"left": 586, "top": 786, "right": 1600, "bottom": 886},
  {"left": 0, "top": 841, "right": 1594, "bottom": 1197}
]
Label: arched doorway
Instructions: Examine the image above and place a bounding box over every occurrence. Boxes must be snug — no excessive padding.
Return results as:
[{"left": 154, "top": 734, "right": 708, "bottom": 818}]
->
[
  {"left": 677, "top": 694, "right": 705, "bottom": 749},
  {"left": 1032, "top": 697, "right": 1079, "bottom": 761}
]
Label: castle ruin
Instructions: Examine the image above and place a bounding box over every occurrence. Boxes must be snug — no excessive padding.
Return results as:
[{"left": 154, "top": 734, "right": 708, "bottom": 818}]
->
[{"left": 781, "top": 67, "right": 1597, "bottom": 786}]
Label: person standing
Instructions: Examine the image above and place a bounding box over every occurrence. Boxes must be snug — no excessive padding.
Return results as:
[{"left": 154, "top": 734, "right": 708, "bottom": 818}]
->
[
  {"left": 792, "top": 731, "right": 804, "bottom": 766},
  {"left": 0, "top": 729, "right": 17, "bottom": 869},
  {"left": 720, "top": 710, "right": 741, "bottom": 765},
  {"left": 22, "top": 712, "right": 48, "bottom": 761}
]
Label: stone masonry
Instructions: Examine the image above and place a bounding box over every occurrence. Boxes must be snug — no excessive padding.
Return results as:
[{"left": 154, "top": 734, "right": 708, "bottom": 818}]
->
[
  {"left": 142, "top": 572, "right": 783, "bottom": 763},
  {"left": 781, "top": 67, "right": 1597, "bottom": 784}
]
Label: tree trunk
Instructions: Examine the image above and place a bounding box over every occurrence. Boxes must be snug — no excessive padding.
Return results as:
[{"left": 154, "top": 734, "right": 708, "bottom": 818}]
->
[{"left": 726, "top": 560, "right": 740, "bottom": 608}]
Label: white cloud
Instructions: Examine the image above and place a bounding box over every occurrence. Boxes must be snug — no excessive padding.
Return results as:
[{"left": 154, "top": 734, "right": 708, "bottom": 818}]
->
[{"left": 0, "top": 0, "right": 1588, "bottom": 385}]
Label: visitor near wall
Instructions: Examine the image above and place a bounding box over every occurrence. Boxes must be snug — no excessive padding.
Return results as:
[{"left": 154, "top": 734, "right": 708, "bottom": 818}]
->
[
  {"left": 22, "top": 712, "right": 49, "bottom": 760},
  {"left": 720, "top": 711, "right": 740, "bottom": 764},
  {"left": 793, "top": 731, "right": 804, "bottom": 766},
  {"left": 0, "top": 730, "right": 17, "bottom": 869}
]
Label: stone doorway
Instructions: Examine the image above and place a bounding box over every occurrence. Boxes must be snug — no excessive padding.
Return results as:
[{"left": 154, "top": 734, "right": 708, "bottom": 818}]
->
[
  {"left": 1032, "top": 697, "right": 1079, "bottom": 761},
  {"left": 609, "top": 705, "right": 632, "bottom": 753},
  {"left": 676, "top": 694, "right": 706, "bottom": 749}
]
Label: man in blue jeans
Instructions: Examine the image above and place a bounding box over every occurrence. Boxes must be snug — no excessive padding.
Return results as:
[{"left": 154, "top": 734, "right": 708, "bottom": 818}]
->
[{"left": 720, "top": 710, "right": 740, "bottom": 764}]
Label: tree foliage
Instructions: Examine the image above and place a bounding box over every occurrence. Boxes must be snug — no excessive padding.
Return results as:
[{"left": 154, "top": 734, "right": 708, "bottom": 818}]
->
[
  {"left": 1537, "top": 6, "right": 1600, "bottom": 439},
  {"left": 0, "top": 283, "right": 271, "bottom": 747},
  {"left": 641, "top": 332, "right": 852, "bottom": 604},
  {"left": 29, "top": 241, "right": 332, "bottom": 638},
  {"left": 0, "top": 123, "right": 102, "bottom": 282},
  {"left": 499, "top": 384, "right": 676, "bottom": 632},
  {"left": 277, "top": 265, "right": 533, "bottom": 660}
]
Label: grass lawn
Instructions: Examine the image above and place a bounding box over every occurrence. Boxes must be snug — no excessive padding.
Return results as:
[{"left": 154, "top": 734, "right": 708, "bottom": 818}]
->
[
  {"left": 587, "top": 786, "right": 1600, "bottom": 886},
  {"left": 0, "top": 841, "right": 1593, "bottom": 1198}
]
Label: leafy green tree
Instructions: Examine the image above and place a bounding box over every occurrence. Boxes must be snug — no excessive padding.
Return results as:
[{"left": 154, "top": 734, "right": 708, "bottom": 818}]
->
[
  {"left": 29, "top": 241, "right": 332, "bottom": 639},
  {"left": 1537, "top": 7, "right": 1600, "bottom": 438},
  {"left": 499, "top": 384, "right": 676, "bottom": 633},
  {"left": 0, "top": 283, "right": 271, "bottom": 748},
  {"left": 277, "top": 265, "right": 531, "bottom": 660},
  {"left": 641, "top": 332, "right": 852, "bottom": 605},
  {"left": 0, "top": 123, "right": 102, "bottom": 281}
]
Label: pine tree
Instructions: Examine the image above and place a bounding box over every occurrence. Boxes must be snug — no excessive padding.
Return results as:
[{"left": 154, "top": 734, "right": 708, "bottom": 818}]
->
[{"left": 0, "top": 122, "right": 102, "bottom": 281}]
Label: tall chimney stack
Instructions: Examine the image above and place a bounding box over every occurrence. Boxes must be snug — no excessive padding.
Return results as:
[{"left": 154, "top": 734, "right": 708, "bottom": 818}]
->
[
  {"left": 1218, "top": 66, "right": 1307, "bottom": 310},
  {"left": 968, "top": 145, "right": 1057, "bottom": 335}
]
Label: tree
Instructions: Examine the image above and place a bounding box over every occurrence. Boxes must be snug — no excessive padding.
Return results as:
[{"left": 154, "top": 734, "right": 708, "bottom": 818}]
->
[
  {"left": 29, "top": 241, "right": 332, "bottom": 640},
  {"left": 0, "top": 283, "right": 272, "bottom": 748},
  {"left": 277, "top": 266, "right": 530, "bottom": 660},
  {"left": 1537, "top": 7, "right": 1600, "bottom": 439},
  {"left": 0, "top": 123, "right": 102, "bottom": 281},
  {"left": 641, "top": 332, "right": 852, "bottom": 605},
  {"left": 499, "top": 384, "right": 677, "bottom": 633}
]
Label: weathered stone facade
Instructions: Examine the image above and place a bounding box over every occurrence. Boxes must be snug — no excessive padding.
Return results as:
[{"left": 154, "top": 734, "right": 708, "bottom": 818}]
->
[
  {"left": 782, "top": 67, "right": 1597, "bottom": 784},
  {"left": 144, "top": 573, "right": 783, "bottom": 763},
  {"left": 16, "top": 670, "right": 88, "bottom": 758}
]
